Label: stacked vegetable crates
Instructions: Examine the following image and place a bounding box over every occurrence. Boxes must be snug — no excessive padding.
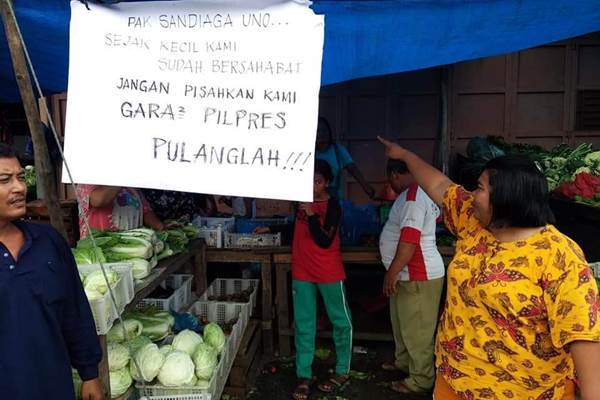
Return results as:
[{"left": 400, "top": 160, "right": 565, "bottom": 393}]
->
[
  {"left": 137, "top": 274, "right": 194, "bottom": 312},
  {"left": 137, "top": 302, "right": 245, "bottom": 400},
  {"left": 138, "top": 277, "right": 259, "bottom": 400},
  {"left": 78, "top": 262, "right": 135, "bottom": 335},
  {"left": 192, "top": 217, "right": 235, "bottom": 248}
]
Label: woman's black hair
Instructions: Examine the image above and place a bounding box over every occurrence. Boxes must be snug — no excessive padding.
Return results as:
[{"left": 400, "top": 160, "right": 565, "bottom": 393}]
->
[
  {"left": 386, "top": 159, "right": 409, "bottom": 175},
  {"left": 484, "top": 155, "right": 555, "bottom": 228},
  {"left": 317, "top": 117, "right": 334, "bottom": 146},
  {"left": 315, "top": 159, "right": 333, "bottom": 182}
]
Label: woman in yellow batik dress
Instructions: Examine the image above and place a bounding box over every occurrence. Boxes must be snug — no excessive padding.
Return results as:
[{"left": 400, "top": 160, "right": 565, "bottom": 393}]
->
[{"left": 379, "top": 137, "right": 600, "bottom": 400}]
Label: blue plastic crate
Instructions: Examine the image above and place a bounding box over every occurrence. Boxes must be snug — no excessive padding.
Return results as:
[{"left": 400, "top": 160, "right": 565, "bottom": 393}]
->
[{"left": 235, "top": 218, "right": 290, "bottom": 233}]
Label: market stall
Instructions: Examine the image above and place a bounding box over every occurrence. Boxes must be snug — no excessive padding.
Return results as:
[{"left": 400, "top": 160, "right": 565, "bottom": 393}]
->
[{"left": 272, "top": 246, "right": 455, "bottom": 357}]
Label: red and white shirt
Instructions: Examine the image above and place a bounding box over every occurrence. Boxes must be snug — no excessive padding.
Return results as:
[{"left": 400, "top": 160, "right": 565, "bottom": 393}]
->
[{"left": 379, "top": 184, "right": 444, "bottom": 281}]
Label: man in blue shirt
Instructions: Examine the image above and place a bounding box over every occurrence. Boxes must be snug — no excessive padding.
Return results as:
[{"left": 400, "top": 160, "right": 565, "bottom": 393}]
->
[{"left": 0, "top": 144, "right": 103, "bottom": 399}]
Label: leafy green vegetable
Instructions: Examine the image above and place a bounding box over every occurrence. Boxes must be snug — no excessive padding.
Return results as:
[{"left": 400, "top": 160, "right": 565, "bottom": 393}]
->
[
  {"left": 108, "top": 342, "right": 131, "bottom": 372},
  {"left": 73, "top": 247, "right": 106, "bottom": 265},
  {"left": 203, "top": 323, "right": 225, "bottom": 353},
  {"left": 109, "top": 368, "right": 132, "bottom": 397},
  {"left": 157, "top": 350, "right": 196, "bottom": 387},
  {"left": 107, "top": 319, "right": 143, "bottom": 343},
  {"left": 83, "top": 270, "right": 118, "bottom": 295},
  {"left": 130, "top": 343, "right": 165, "bottom": 382},
  {"left": 193, "top": 343, "right": 218, "bottom": 380},
  {"left": 128, "top": 335, "right": 152, "bottom": 357},
  {"left": 173, "top": 329, "right": 204, "bottom": 356}
]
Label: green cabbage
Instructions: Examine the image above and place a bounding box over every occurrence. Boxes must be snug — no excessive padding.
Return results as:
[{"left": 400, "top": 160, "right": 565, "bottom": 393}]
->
[
  {"left": 73, "top": 247, "right": 106, "bottom": 265},
  {"left": 157, "top": 350, "right": 196, "bottom": 387},
  {"left": 109, "top": 368, "right": 132, "bottom": 398},
  {"left": 193, "top": 343, "right": 218, "bottom": 380},
  {"left": 203, "top": 323, "right": 226, "bottom": 353},
  {"left": 159, "top": 344, "right": 173, "bottom": 356},
  {"left": 125, "top": 309, "right": 174, "bottom": 341},
  {"left": 129, "top": 343, "right": 165, "bottom": 383},
  {"left": 128, "top": 258, "right": 151, "bottom": 280},
  {"left": 128, "top": 335, "right": 152, "bottom": 357},
  {"left": 172, "top": 329, "right": 203, "bottom": 356},
  {"left": 196, "top": 379, "right": 210, "bottom": 389},
  {"left": 72, "top": 370, "right": 83, "bottom": 399},
  {"left": 83, "top": 270, "right": 118, "bottom": 295},
  {"left": 107, "top": 319, "right": 143, "bottom": 343},
  {"left": 84, "top": 287, "right": 103, "bottom": 301},
  {"left": 108, "top": 237, "right": 153, "bottom": 259},
  {"left": 107, "top": 342, "right": 130, "bottom": 372}
]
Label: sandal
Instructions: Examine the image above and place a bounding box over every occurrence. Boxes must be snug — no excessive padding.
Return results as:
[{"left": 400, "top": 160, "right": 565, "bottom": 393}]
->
[
  {"left": 292, "top": 378, "right": 315, "bottom": 400},
  {"left": 390, "top": 380, "right": 422, "bottom": 394},
  {"left": 381, "top": 361, "right": 401, "bottom": 371},
  {"left": 318, "top": 373, "right": 350, "bottom": 393}
]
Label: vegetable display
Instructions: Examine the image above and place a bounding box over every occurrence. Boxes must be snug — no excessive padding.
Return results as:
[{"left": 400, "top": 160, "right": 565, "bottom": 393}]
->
[
  {"left": 207, "top": 285, "right": 255, "bottom": 303},
  {"left": 172, "top": 329, "right": 204, "bottom": 356},
  {"left": 157, "top": 350, "right": 196, "bottom": 387},
  {"left": 109, "top": 368, "right": 132, "bottom": 398},
  {"left": 462, "top": 137, "right": 600, "bottom": 207},
  {"left": 203, "top": 323, "right": 226, "bottom": 354}
]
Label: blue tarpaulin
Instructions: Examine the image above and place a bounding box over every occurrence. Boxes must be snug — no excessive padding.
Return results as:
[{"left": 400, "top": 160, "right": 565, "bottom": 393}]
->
[{"left": 1, "top": 0, "right": 599, "bottom": 102}]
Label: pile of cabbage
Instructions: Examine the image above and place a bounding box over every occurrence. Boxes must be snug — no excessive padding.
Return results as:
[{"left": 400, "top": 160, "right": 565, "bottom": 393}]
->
[
  {"left": 73, "top": 225, "right": 200, "bottom": 288},
  {"left": 108, "top": 322, "right": 226, "bottom": 392}
]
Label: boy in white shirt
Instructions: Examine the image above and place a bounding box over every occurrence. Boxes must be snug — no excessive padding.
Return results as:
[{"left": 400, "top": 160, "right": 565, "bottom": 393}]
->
[{"left": 379, "top": 159, "right": 445, "bottom": 394}]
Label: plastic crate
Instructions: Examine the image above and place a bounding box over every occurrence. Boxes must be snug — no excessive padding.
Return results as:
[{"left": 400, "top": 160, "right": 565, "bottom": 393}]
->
[
  {"left": 235, "top": 218, "right": 288, "bottom": 234},
  {"left": 137, "top": 274, "right": 193, "bottom": 312},
  {"left": 139, "top": 395, "right": 210, "bottom": 400},
  {"left": 198, "top": 226, "right": 223, "bottom": 248},
  {"left": 192, "top": 217, "right": 235, "bottom": 233},
  {"left": 78, "top": 263, "right": 135, "bottom": 335},
  {"left": 198, "top": 279, "right": 259, "bottom": 316},
  {"left": 137, "top": 302, "right": 246, "bottom": 400},
  {"left": 224, "top": 232, "right": 281, "bottom": 248},
  {"left": 590, "top": 262, "right": 600, "bottom": 278}
]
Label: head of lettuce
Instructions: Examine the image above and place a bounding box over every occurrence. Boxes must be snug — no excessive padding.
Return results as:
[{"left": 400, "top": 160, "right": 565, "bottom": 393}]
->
[{"left": 0, "top": 144, "right": 103, "bottom": 399}]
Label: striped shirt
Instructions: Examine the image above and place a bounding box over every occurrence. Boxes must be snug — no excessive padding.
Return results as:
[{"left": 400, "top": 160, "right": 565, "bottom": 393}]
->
[{"left": 379, "top": 184, "right": 444, "bottom": 281}]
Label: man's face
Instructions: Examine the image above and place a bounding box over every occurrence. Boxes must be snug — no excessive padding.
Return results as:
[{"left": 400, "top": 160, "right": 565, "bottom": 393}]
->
[
  {"left": 0, "top": 157, "right": 27, "bottom": 220},
  {"left": 388, "top": 171, "right": 413, "bottom": 194}
]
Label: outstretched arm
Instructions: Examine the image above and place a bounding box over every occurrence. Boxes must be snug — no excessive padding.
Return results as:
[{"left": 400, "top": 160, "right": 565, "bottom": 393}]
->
[{"left": 378, "top": 136, "right": 452, "bottom": 206}]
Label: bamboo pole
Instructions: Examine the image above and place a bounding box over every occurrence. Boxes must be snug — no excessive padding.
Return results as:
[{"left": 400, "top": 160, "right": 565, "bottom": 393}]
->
[{"left": 0, "top": 0, "right": 67, "bottom": 239}]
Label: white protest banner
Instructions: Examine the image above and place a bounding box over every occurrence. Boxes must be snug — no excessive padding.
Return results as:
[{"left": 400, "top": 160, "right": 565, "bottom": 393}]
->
[{"left": 63, "top": 0, "right": 324, "bottom": 201}]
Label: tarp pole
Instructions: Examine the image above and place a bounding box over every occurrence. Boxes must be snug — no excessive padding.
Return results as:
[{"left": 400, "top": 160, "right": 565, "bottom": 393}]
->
[{"left": 0, "top": 0, "right": 67, "bottom": 239}]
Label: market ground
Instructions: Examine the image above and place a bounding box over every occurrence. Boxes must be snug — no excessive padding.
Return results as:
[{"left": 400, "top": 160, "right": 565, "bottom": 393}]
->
[
  {"left": 245, "top": 341, "right": 432, "bottom": 400},
  {"left": 214, "top": 262, "right": 434, "bottom": 400}
]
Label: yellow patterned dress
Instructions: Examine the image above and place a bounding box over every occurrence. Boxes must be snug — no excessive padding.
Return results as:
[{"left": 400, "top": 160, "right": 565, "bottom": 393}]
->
[{"left": 435, "top": 184, "right": 600, "bottom": 400}]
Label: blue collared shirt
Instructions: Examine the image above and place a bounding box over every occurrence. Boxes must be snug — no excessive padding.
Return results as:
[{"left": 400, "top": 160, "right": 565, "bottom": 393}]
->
[{"left": 0, "top": 221, "right": 102, "bottom": 399}]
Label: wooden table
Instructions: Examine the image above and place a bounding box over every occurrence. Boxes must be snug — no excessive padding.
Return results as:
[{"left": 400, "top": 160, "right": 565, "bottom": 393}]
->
[
  {"left": 204, "top": 248, "right": 276, "bottom": 355},
  {"left": 273, "top": 246, "right": 455, "bottom": 356},
  {"left": 98, "top": 239, "right": 206, "bottom": 397}
]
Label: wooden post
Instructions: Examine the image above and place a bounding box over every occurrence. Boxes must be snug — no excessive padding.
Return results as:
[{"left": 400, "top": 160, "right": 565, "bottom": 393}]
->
[{"left": 0, "top": 0, "right": 67, "bottom": 239}]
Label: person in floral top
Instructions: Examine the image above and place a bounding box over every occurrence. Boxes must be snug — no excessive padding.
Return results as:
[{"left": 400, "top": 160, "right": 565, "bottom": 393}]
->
[
  {"left": 142, "top": 189, "right": 217, "bottom": 222},
  {"left": 379, "top": 137, "right": 600, "bottom": 400},
  {"left": 78, "top": 185, "right": 165, "bottom": 238}
]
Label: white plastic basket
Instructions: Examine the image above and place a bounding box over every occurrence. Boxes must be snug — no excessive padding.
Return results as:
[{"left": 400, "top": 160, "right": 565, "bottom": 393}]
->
[
  {"left": 198, "top": 279, "right": 259, "bottom": 316},
  {"left": 139, "top": 395, "right": 210, "bottom": 400},
  {"left": 224, "top": 232, "right": 281, "bottom": 248},
  {"left": 137, "top": 302, "right": 246, "bottom": 400},
  {"left": 137, "top": 274, "right": 193, "bottom": 312},
  {"left": 590, "top": 262, "right": 600, "bottom": 278},
  {"left": 192, "top": 217, "right": 235, "bottom": 233},
  {"left": 198, "top": 226, "right": 223, "bottom": 248},
  {"left": 78, "top": 262, "right": 135, "bottom": 335}
]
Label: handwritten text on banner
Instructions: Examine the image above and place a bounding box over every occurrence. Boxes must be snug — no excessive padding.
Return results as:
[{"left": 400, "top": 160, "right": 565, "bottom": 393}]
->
[{"left": 63, "top": 0, "right": 324, "bottom": 202}]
